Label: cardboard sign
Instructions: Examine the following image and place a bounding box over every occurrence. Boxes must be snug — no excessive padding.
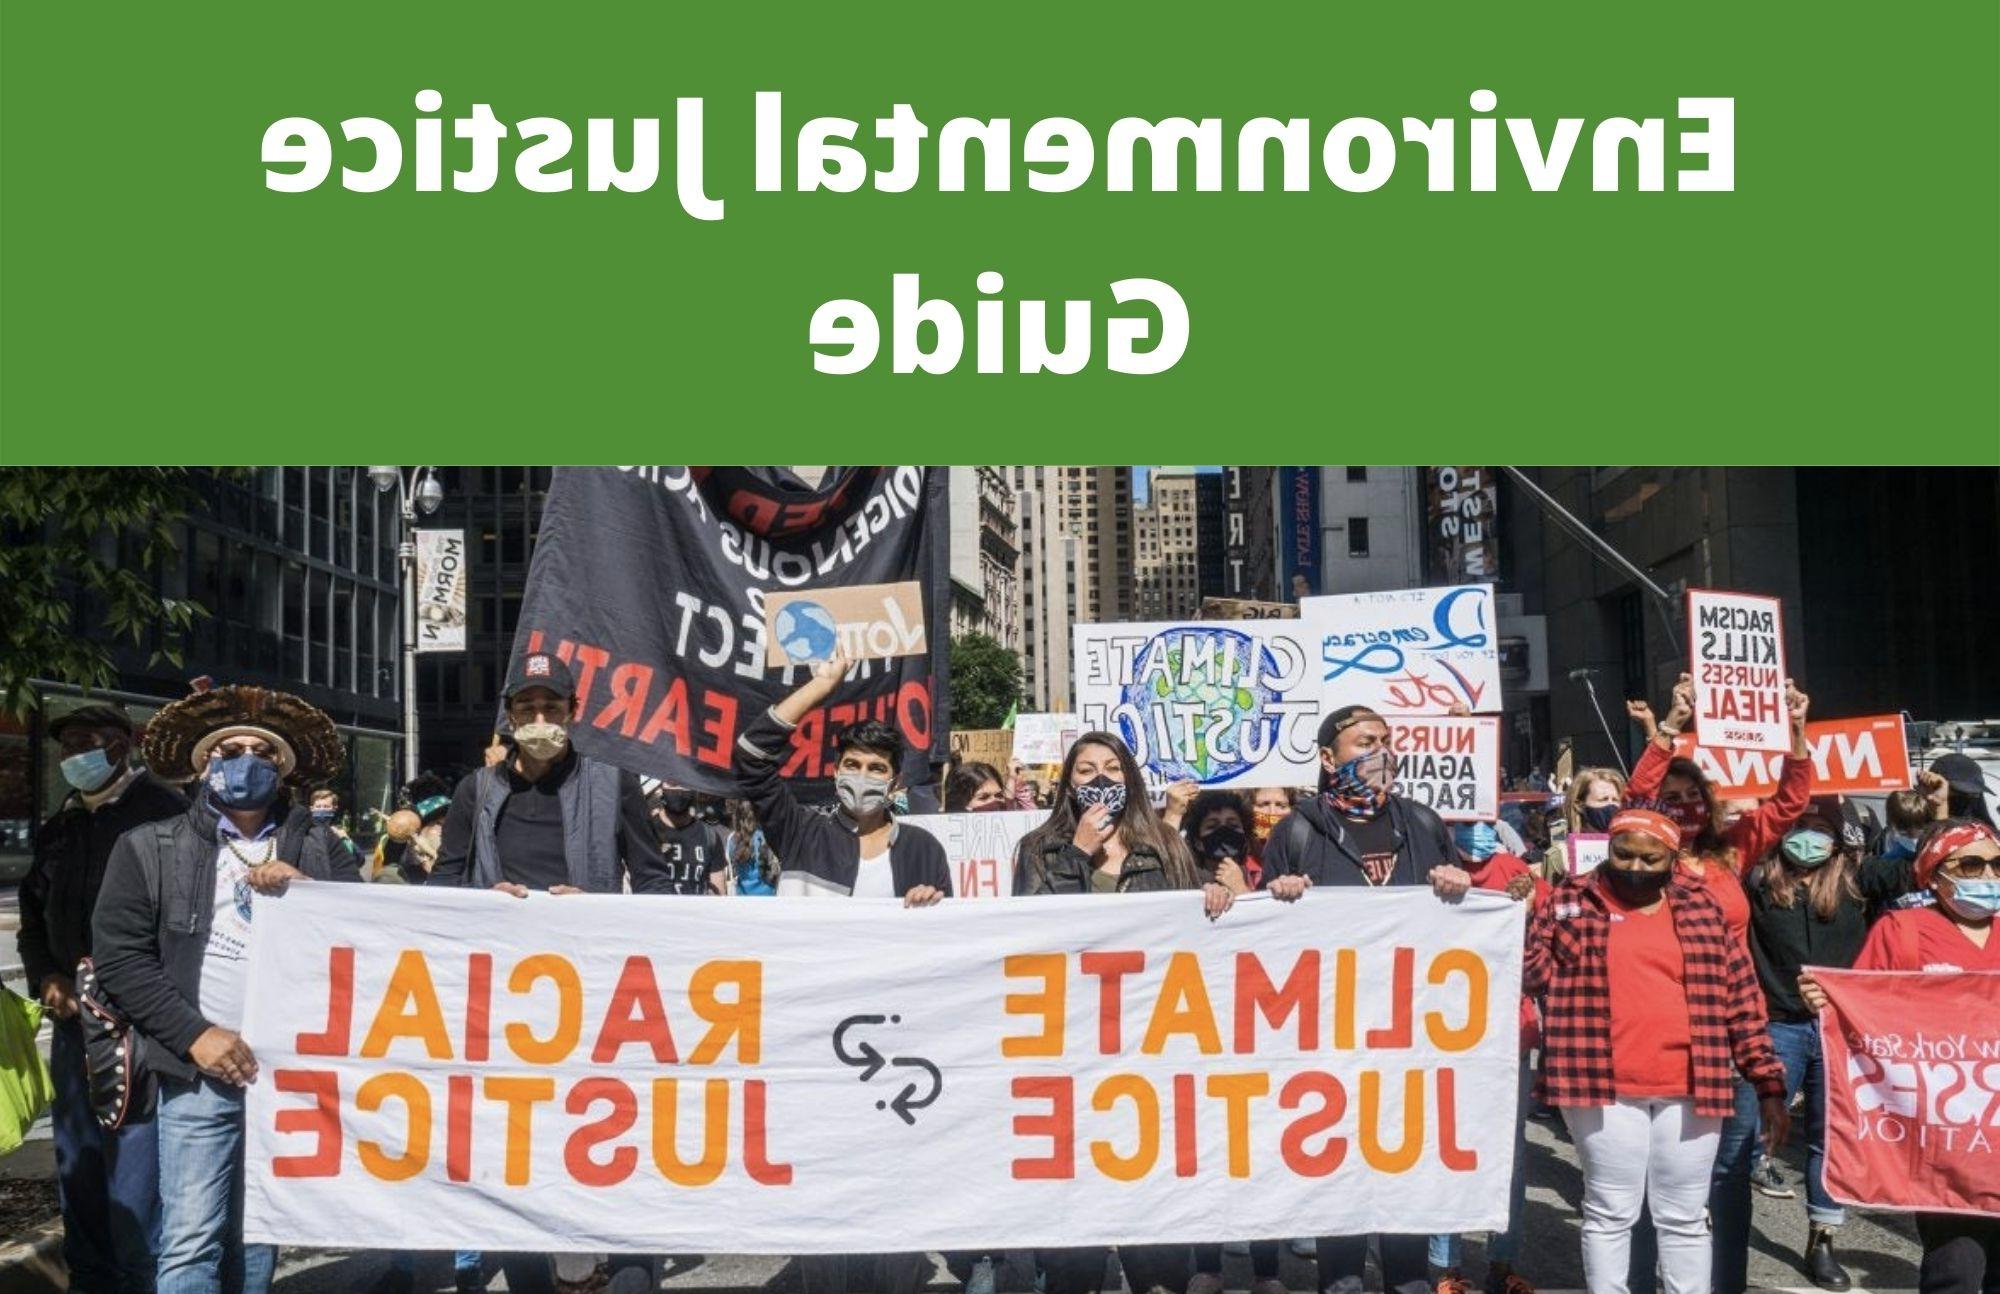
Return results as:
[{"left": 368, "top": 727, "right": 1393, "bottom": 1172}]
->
[
  {"left": 1818, "top": 968, "right": 2000, "bottom": 1217},
  {"left": 1012, "top": 713, "right": 1082, "bottom": 765},
  {"left": 1565, "top": 834, "right": 1609, "bottom": 876},
  {"left": 1303, "top": 585, "right": 1502, "bottom": 716},
  {"left": 243, "top": 885, "right": 1525, "bottom": 1253},
  {"left": 1686, "top": 589, "right": 1787, "bottom": 753},
  {"left": 1671, "top": 714, "right": 1912, "bottom": 798},
  {"left": 764, "top": 580, "right": 929, "bottom": 667},
  {"left": 1386, "top": 716, "right": 1499, "bottom": 823},
  {"left": 1199, "top": 598, "right": 1299, "bottom": 621},
  {"left": 1073, "top": 618, "right": 1321, "bottom": 791},
  {"left": 950, "top": 728, "right": 1015, "bottom": 770},
  {"left": 899, "top": 809, "right": 1042, "bottom": 898}
]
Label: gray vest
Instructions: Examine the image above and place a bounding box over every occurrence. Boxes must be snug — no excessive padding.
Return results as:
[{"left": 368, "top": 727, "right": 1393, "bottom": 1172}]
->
[{"left": 469, "top": 756, "right": 623, "bottom": 892}]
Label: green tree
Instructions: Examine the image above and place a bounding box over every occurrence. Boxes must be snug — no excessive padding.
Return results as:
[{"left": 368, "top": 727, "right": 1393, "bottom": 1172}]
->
[
  {"left": 949, "top": 632, "right": 1023, "bottom": 729},
  {"left": 0, "top": 468, "right": 211, "bottom": 716}
]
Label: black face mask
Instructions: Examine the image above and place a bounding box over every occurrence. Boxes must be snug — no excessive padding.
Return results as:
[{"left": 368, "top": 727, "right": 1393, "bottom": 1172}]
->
[
  {"left": 1581, "top": 803, "right": 1618, "bottom": 833},
  {"left": 1602, "top": 866, "right": 1672, "bottom": 903},
  {"left": 1200, "top": 826, "right": 1247, "bottom": 861},
  {"left": 658, "top": 790, "right": 695, "bottom": 815}
]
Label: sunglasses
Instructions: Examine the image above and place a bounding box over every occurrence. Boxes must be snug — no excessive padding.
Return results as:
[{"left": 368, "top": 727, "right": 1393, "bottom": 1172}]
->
[{"left": 1941, "top": 856, "right": 2000, "bottom": 880}]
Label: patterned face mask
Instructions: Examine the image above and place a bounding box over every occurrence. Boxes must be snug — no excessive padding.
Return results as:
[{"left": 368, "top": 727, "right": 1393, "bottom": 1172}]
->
[
  {"left": 1324, "top": 748, "right": 1394, "bottom": 819},
  {"left": 1073, "top": 775, "right": 1127, "bottom": 818}
]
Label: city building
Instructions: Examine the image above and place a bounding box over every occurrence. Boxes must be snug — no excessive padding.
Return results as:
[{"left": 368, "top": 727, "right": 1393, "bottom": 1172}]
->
[
  {"left": 1313, "top": 466, "right": 1424, "bottom": 595},
  {"left": 4, "top": 468, "right": 408, "bottom": 881},
  {"left": 1222, "top": 466, "right": 1280, "bottom": 601},
  {"left": 1010, "top": 470, "right": 1082, "bottom": 710},
  {"left": 1194, "top": 471, "right": 1226, "bottom": 604},
  {"left": 1132, "top": 467, "right": 1202, "bottom": 619},
  {"left": 947, "top": 466, "right": 1021, "bottom": 652}
]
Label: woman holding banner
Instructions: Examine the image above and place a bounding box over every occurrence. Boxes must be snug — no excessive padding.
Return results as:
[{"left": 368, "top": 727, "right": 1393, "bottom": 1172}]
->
[
  {"left": 1746, "top": 797, "right": 1920, "bottom": 1289},
  {"left": 1013, "top": 732, "right": 1223, "bottom": 1294},
  {"left": 1625, "top": 675, "right": 1814, "bottom": 1294},
  {"left": 1525, "top": 806, "right": 1789, "bottom": 1294},
  {"left": 1800, "top": 819, "right": 2000, "bottom": 1294}
]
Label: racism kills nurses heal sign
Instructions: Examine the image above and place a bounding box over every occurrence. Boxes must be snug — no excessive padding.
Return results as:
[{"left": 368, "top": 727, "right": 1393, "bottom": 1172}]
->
[
  {"left": 241, "top": 885, "right": 1524, "bottom": 1253},
  {"left": 1687, "top": 588, "right": 1788, "bottom": 754}
]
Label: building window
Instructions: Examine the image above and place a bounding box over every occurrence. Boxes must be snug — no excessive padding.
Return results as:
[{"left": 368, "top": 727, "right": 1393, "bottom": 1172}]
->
[
  {"left": 1346, "top": 467, "right": 1367, "bottom": 482},
  {"left": 1348, "top": 517, "right": 1370, "bottom": 558}
]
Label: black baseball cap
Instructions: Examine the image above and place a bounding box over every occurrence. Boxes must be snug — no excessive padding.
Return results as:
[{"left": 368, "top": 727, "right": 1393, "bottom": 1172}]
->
[
  {"left": 1930, "top": 752, "right": 1988, "bottom": 798},
  {"left": 503, "top": 651, "right": 576, "bottom": 700},
  {"left": 1316, "top": 704, "right": 1384, "bottom": 750},
  {"left": 48, "top": 702, "right": 134, "bottom": 739}
]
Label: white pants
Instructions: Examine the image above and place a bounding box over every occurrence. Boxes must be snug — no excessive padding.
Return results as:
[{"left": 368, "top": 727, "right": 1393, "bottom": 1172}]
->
[{"left": 1563, "top": 1099, "right": 1722, "bottom": 1294}]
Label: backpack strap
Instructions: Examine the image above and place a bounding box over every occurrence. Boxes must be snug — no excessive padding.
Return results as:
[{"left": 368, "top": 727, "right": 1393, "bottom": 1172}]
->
[{"left": 1281, "top": 810, "right": 1315, "bottom": 878}]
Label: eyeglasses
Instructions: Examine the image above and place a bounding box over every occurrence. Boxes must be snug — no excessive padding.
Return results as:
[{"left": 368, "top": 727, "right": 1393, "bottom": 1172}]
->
[{"left": 1942, "top": 856, "right": 2000, "bottom": 880}]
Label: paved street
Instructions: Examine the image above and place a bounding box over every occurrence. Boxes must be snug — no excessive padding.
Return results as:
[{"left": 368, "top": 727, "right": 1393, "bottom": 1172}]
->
[{"left": 269, "top": 1115, "right": 1926, "bottom": 1293}]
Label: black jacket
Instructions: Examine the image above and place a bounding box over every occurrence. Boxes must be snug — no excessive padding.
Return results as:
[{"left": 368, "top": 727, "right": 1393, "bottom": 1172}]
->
[
  {"left": 1748, "top": 854, "right": 1916, "bottom": 1021},
  {"left": 90, "top": 796, "right": 362, "bottom": 1081},
  {"left": 1013, "top": 838, "right": 1187, "bottom": 895},
  {"left": 1257, "top": 793, "right": 1457, "bottom": 889},
  {"left": 17, "top": 771, "right": 184, "bottom": 994},
  {"left": 734, "top": 707, "right": 951, "bottom": 898}
]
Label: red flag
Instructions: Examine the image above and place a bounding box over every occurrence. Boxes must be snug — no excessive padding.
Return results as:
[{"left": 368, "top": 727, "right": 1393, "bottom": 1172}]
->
[{"left": 1817, "top": 968, "right": 2000, "bottom": 1217}]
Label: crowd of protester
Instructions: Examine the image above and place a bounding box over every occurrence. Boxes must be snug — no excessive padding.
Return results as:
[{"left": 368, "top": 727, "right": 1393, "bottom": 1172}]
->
[{"left": 13, "top": 652, "right": 1999, "bottom": 1294}]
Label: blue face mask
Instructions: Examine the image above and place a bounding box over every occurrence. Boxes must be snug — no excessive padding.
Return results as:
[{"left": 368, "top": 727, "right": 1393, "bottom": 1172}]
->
[
  {"left": 310, "top": 808, "right": 336, "bottom": 824},
  {"left": 1780, "top": 828, "right": 1836, "bottom": 869},
  {"left": 1943, "top": 879, "right": 2000, "bottom": 920},
  {"left": 60, "top": 748, "right": 116, "bottom": 792},
  {"left": 1881, "top": 832, "right": 1917, "bottom": 861},
  {"left": 1453, "top": 821, "right": 1500, "bottom": 862},
  {"left": 208, "top": 752, "right": 281, "bottom": 811}
]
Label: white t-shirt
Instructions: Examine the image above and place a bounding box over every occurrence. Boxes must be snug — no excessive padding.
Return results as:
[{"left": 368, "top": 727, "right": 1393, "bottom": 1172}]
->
[
  {"left": 775, "top": 847, "right": 897, "bottom": 898},
  {"left": 198, "top": 835, "right": 271, "bottom": 1030}
]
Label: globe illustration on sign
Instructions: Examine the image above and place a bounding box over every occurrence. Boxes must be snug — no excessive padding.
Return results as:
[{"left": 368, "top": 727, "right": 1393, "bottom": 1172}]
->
[
  {"left": 775, "top": 600, "right": 840, "bottom": 663},
  {"left": 1115, "top": 626, "right": 1282, "bottom": 785}
]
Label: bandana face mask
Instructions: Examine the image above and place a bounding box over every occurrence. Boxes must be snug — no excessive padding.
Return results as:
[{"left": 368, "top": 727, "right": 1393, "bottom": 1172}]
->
[
  {"left": 1073, "top": 775, "right": 1128, "bottom": 818},
  {"left": 1324, "top": 748, "right": 1394, "bottom": 819}
]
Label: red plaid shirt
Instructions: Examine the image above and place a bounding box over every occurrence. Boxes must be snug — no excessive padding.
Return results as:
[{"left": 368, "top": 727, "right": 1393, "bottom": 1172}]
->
[{"left": 1525, "top": 871, "right": 1785, "bottom": 1118}]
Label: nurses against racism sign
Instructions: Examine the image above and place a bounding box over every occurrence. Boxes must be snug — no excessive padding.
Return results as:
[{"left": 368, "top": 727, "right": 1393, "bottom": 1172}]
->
[
  {"left": 1670, "top": 714, "right": 1912, "bottom": 798},
  {"left": 1073, "top": 619, "right": 1321, "bottom": 790},
  {"left": 1385, "top": 717, "right": 1499, "bottom": 823},
  {"left": 513, "top": 468, "right": 951, "bottom": 795},
  {"left": 1303, "top": 585, "right": 1502, "bottom": 717},
  {"left": 1686, "top": 589, "right": 1788, "bottom": 753},
  {"left": 242, "top": 886, "right": 1524, "bottom": 1253},
  {"left": 900, "top": 809, "right": 1041, "bottom": 898},
  {"left": 1816, "top": 969, "right": 2000, "bottom": 1217}
]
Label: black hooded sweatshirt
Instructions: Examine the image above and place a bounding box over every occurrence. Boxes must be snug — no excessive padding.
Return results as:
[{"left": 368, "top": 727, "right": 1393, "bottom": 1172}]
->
[{"left": 1256, "top": 792, "right": 1457, "bottom": 889}]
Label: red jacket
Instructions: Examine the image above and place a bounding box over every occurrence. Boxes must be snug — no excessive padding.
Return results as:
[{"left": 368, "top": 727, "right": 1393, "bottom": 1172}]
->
[
  {"left": 1525, "top": 869, "right": 1785, "bottom": 1118},
  {"left": 1628, "top": 738, "right": 1812, "bottom": 870}
]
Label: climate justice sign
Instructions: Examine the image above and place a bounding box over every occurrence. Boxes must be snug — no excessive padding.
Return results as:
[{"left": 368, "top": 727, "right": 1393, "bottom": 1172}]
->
[{"left": 242, "top": 886, "right": 1523, "bottom": 1253}]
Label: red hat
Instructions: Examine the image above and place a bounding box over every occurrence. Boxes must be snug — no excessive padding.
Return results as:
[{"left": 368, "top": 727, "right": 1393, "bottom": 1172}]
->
[
  {"left": 1915, "top": 821, "right": 2000, "bottom": 890},
  {"left": 1608, "top": 807, "right": 1681, "bottom": 854}
]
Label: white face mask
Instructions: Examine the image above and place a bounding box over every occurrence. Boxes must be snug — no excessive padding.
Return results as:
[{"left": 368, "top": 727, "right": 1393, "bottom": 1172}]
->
[{"left": 514, "top": 721, "right": 569, "bottom": 761}]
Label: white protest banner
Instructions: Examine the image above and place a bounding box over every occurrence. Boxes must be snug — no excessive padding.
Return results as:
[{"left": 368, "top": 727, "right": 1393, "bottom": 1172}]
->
[
  {"left": 242, "top": 885, "right": 1522, "bottom": 1254},
  {"left": 1386, "top": 717, "right": 1498, "bottom": 823},
  {"left": 414, "top": 530, "right": 468, "bottom": 653},
  {"left": 1013, "top": 713, "right": 1082, "bottom": 766},
  {"left": 1671, "top": 714, "right": 1909, "bottom": 797},
  {"left": 900, "top": 809, "right": 1042, "bottom": 898},
  {"left": 1686, "top": 589, "right": 1787, "bottom": 753},
  {"left": 1072, "top": 619, "right": 1320, "bottom": 791},
  {"left": 1565, "top": 834, "right": 1609, "bottom": 876},
  {"left": 1302, "top": 585, "right": 1501, "bottom": 716}
]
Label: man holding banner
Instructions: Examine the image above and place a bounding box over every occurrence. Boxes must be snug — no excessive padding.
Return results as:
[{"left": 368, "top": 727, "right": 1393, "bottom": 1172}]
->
[
  {"left": 1800, "top": 820, "right": 2000, "bottom": 1294},
  {"left": 1260, "top": 704, "right": 1471, "bottom": 1294}
]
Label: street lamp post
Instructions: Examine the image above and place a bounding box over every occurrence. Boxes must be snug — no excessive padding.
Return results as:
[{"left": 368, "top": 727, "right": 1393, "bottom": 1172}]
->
[{"left": 368, "top": 466, "right": 444, "bottom": 782}]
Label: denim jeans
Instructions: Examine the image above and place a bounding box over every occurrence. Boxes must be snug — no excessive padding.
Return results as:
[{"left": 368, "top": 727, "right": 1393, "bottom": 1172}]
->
[
  {"left": 157, "top": 1075, "right": 276, "bottom": 1294},
  {"left": 1769, "top": 1018, "right": 1845, "bottom": 1226},
  {"left": 1628, "top": 1078, "right": 1756, "bottom": 1294},
  {"left": 1429, "top": 1053, "right": 1533, "bottom": 1272},
  {"left": 49, "top": 1018, "right": 160, "bottom": 1293}
]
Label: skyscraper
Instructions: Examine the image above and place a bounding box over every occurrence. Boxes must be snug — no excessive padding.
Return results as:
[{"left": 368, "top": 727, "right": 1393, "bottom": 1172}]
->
[{"left": 1133, "top": 467, "right": 1202, "bottom": 619}]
